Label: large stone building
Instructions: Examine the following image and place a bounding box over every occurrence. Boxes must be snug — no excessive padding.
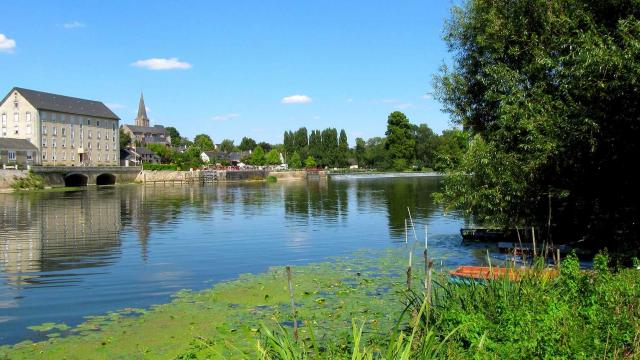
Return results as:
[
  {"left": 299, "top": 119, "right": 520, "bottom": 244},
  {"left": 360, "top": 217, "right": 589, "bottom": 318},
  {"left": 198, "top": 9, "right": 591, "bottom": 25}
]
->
[
  {"left": 121, "top": 93, "right": 171, "bottom": 146},
  {"left": 0, "top": 87, "right": 120, "bottom": 166}
]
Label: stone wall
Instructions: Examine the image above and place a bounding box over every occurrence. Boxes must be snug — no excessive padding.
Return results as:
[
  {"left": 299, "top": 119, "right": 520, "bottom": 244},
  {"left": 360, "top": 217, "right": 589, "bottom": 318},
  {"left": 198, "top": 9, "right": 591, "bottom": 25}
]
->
[
  {"left": 0, "top": 170, "right": 28, "bottom": 190},
  {"left": 268, "top": 170, "right": 307, "bottom": 181}
]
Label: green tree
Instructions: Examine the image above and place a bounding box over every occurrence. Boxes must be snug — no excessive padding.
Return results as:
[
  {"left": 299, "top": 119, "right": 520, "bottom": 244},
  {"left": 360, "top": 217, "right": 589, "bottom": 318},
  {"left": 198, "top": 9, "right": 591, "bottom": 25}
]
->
[
  {"left": 321, "top": 128, "right": 338, "bottom": 167},
  {"left": 239, "top": 137, "right": 257, "bottom": 152},
  {"left": 289, "top": 152, "right": 302, "bottom": 169},
  {"left": 177, "top": 145, "right": 203, "bottom": 169},
  {"left": 304, "top": 156, "right": 317, "bottom": 168},
  {"left": 433, "top": 129, "right": 468, "bottom": 171},
  {"left": 219, "top": 139, "right": 236, "bottom": 153},
  {"left": 194, "top": 134, "right": 215, "bottom": 151},
  {"left": 338, "top": 129, "right": 349, "bottom": 168},
  {"left": 165, "top": 126, "right": 181, "bottom": 146},
  {"left": 265, "top": 149, "right": 281, "bottom": 165},
  {"left": 250, "top": 146, "right": 266, "bottom": 165},
  {"left": 119, "top": 128, "right": 131, "bottom": 149},
  {"left": 257, "top": 142, "right": 273, "bottom": 152},
  {"left": 385, "top": 112, "right": 415, "bottom": 170},
  {"left": 147, "top": 143, "right": 176, "bottom": 164},
  {"left": 435, "top": 0, "right": 640, "bottom": 251},
  {"left": 308, "top": 130, "right": 322, "bottom": 165},
  {"left": 413, "top": 124, "right": 438, "bottom": 170},
  {"left": 355, "top": 138, "right": 366, "bottom": 167}
]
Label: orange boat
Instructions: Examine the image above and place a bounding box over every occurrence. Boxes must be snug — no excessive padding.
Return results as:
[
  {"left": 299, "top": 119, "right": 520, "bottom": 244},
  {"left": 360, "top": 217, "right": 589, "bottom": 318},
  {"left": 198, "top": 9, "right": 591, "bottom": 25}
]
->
[{"left": 449, "top": 266, "right": 558, "bottom": 281}]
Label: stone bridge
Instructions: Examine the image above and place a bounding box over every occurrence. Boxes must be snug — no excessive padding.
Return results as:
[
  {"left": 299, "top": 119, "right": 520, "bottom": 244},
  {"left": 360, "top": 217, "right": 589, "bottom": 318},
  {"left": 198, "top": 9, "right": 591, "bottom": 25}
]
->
[{"left": 31, "top": 166, "right": 141, "bottom": 187}]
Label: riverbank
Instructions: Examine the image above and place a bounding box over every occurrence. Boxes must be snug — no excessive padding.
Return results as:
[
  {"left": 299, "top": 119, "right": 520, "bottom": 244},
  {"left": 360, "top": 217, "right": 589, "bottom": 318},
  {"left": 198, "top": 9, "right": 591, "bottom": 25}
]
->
[{"left": 1, "top": 249, "right": 638, "bottom": 359}]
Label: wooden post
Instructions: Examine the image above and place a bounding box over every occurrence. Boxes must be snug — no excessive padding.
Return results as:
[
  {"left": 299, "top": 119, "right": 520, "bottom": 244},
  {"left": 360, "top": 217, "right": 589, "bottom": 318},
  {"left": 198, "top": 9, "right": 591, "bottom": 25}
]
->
[
  {"left": 407, "top": 207, "right": 418, "bottom": 242},
  {"left": 405, "top": 219, "right": 408, "bottom": 243},
  {"left": 532, "top": 227, "right": 537, "bottom": 258},
  {"left": 407, "top": 250, "right": 412, "bottom": 291},
  {"left": 286, "top": 266, "right": 298, "bottom": 341},
  {"left": 556, "top": 248, "right": 561, "bottom": 270}
]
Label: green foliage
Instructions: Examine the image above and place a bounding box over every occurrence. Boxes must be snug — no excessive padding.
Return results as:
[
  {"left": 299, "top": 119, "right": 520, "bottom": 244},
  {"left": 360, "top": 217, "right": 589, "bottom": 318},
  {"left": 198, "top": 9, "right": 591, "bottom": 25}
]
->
[
  {"left": 119, "top": 127, "right": 131, "bottom": 149},
  {"left": 193, "top": 134, "right": 215, "bottom": 151},
  {"left": 146, "top": 143, "right": 176, "bottom": 164},
  {"left": 354, "top": 138, "right": 366, "bottom": 167},
  {"left": 142, "top": 163, "right": 178, "bottom": 171},
  {"left": 304, "top": 156, "right": 316, "bottom": 168},
  {"left": 289, "top": 152, "right": 302, "bottom": 169},
  {"left": 434, "top": 0, "right": 640, "bottom": 251},
  {"left": 239, "top": 137, "right": 257, "bottom": 152},
  {"left": 165, "top": 127, "right": 181, "bottom": 146},
  {"left": 338, "top": 129, "right": 349, "bottom": 168},
  {"left": 219, "top": 139, "right": 236, "bottom": 153},
  {"left": 250, "top": 146, "right": 266, "bottom": 165},
  {"left": 265, "top": 149, "right": 281, "bottom": 165},
  {"left": 176, "top": 146, "right": 204, "bottom": 169},
  {"left": 11, "top": 172, "right": 44, "bottom": 190},
  {"left": 266, "top": 176, "right": 278, "bottom": 183},
  {"left": 413, "top": 124, "right": 438, "bottom": 170},
  {"left": 385, "top": 111, "right": 415, "bottom": 169}
]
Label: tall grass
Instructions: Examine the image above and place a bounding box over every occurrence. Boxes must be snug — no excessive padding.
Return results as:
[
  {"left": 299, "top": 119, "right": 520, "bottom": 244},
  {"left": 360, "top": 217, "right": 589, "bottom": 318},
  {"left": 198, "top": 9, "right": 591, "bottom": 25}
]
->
[{"left": 257, "top": 252, "right": 640, "bottom": 359}]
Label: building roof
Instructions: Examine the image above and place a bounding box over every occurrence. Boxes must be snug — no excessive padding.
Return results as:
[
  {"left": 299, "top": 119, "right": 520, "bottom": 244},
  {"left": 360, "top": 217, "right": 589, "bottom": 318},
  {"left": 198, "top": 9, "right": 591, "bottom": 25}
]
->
[
  {"left": 133, "top": 146, "right": 158, "bottom": 156},
  {"left": 202, "top": 151, "right": 217, "bottom": 158},
  {"left": 0, "top": 138, "right": 39, "bottom": 151},
  {"left": 123, "top": 124, "right": 167, "bottom": 135},
  {"left": 3, "top": 87, "right": 120, "bottom": 120},
  {"left": 135, "top": 92, "right": 150, "bottom": 126}
]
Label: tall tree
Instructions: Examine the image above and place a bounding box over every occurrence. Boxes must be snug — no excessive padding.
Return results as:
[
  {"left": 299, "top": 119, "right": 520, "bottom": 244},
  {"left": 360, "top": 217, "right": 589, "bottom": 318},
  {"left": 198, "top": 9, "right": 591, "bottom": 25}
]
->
[
  {"left": 193, "top": 134, "right": 214, "bottom": 151},
  {"left": 219, "top": 139, "right": 236, "bottom": 153},
  {"left": 435, "top": 0, "right": 640, "bottom": 251},
  {"left": 250, "top": 146, "right": 265, "bottom": 165},
  {"left": 308, "top": 130, "right": 323, "bottom": 165},
  {"left": 239, "top": 137, "right": 257, "bottom": 152},
  {"left": 165, "top": 126, "right": 181, "bottom": 146},
  {"left": 338, "top": 129, "right": 349, "bottom": 167},
  {"left": 289, "top": 152, "right": 302, "bottom": 169},
  {"left": 265, "top": 149, "right": 281, "bottom": 165},
  {"left": 119, "top": 127, "right": 131, "bottom": 149},
  {"left": 321, "top": 128, "right": 338, "bottom": 167},
  {"left": 355, "top": 137, "right": 366, "bottom": 167},
  {"left": 294, "top": 127, "right": 309, "bottom": 156},
  {"left": 413, "top": 124, "right": 438, "bottom": 170},
  {"left": 385, "top": 111, "right": 415, "bottom": 170}
]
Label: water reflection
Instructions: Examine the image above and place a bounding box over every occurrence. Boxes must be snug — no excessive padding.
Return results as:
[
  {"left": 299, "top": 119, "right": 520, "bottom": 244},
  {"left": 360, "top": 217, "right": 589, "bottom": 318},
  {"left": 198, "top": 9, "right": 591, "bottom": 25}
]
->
[{"left": 0, "top": 176, "right": 465, "bottom": 345}]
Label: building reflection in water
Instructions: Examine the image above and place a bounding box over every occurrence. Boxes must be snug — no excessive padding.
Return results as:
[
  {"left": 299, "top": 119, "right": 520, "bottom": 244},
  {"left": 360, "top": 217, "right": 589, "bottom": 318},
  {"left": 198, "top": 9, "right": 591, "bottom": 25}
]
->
[{"left": 0, "top": 190, "right": 122, "bottom": 287}]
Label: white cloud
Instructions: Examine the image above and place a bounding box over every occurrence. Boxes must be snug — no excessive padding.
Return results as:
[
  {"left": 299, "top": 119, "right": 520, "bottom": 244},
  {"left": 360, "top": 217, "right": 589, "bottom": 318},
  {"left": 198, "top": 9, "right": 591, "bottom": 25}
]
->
[
  {"left": 212, "top": 113, "right": 240, "bottom": 122},
  {"left": 281, "top": 94, "right": 312, "bottom": 104},
  {"left": 63, "top": 21, "right": 86, "bottom": 29},
  {"left": 131, "top": 57, "right": 192, "bottom": 70},
  {"left": 0, "top": 34, "right": 16, "bottom": 53},
  {"left": 395, "top": 103, "right": 413, "bottom": 110}
]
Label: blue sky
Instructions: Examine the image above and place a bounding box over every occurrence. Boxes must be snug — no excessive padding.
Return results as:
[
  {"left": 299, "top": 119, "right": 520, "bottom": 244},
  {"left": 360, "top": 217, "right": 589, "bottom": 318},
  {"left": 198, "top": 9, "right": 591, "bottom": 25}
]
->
[{"left": 0, "top": 1, "right": 456, "bottom": 145}]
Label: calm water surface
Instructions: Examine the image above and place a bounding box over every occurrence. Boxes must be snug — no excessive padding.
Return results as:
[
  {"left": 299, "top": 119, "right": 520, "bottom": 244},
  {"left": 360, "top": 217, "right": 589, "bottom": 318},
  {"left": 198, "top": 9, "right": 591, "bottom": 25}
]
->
[{"left": 0, "top": 176, "right": 479, "bottom": 344}]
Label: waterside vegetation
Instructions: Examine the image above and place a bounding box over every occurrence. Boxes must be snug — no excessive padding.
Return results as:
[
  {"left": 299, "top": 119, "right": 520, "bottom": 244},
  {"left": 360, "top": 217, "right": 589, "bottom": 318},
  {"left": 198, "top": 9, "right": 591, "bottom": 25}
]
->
[{"left": 1, "top": 250, "right": 638, "bottom": 359}]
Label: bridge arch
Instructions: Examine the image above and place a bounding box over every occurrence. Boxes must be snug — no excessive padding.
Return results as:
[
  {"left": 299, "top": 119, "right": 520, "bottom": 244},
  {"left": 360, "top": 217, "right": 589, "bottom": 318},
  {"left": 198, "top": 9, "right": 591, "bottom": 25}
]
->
[
  {"left": 96, "top": 173, "right": 116, "bottom": 186},
  {"left": 64, "top": 173, "right": 88, "bottom": 187}
]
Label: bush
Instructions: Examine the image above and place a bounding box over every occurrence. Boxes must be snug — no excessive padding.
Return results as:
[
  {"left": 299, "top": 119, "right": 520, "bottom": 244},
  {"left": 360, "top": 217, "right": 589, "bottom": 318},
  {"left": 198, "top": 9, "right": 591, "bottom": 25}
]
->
[
  {"left": 11, "top": 172, "right": 44, "bottom": 190},
  {"left": 266, "top": 176, "right": 277, "bottom": 183},
  {"left": 142, "top": 163, "right": 178, "bottom": 171}
]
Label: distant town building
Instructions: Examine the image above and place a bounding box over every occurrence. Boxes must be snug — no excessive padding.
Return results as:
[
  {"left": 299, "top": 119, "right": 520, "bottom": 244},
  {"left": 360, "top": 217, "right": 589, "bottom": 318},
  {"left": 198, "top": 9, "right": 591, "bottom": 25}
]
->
[
  {"left": 0, "top": 138, "right": 40, "bottom": 168},
  {"left": 121, "top": 93, "right": 171, "bottom": 147},
  {"left": 0, "top": 87, "right": 120, "bottom": 166},
  {"left": 200, "top": 150, "right": 251, "bottom": 166}
]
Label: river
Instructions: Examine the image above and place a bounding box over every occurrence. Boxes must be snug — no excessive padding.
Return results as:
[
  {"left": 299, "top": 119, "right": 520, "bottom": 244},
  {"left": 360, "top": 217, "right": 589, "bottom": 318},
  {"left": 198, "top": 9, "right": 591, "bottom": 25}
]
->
[{"left": 0, "top": 175, "right": 481, "bottom": 345}]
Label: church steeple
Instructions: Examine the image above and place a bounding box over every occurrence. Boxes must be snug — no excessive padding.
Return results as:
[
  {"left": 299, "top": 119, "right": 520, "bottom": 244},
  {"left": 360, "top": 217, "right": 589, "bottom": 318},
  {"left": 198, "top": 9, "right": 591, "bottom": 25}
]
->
[{"left": 135, "top": 92, "right": 150, "bottom": 127}]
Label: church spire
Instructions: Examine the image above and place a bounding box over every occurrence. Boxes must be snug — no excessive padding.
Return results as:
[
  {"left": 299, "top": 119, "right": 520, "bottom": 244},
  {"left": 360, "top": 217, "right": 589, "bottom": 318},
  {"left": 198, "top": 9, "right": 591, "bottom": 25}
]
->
[{"left": 135, "top": 92, "right": 150, "bottom": 127}]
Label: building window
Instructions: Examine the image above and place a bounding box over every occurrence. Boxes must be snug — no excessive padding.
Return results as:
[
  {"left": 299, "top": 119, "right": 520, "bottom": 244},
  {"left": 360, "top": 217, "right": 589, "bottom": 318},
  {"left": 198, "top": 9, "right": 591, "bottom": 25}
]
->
[
  {"left": 71, "top": 126, "right": 75, "bottom": 139},
  {"left": 52, "top": 113, "right": 57, "bottom": 121},
  {"left": 87, "top": 119, "right": 91, "bottom": 126},
  {"left": 14, "top": 112, "right": 19, "bottom": 123},
  {"left": 42, "top": 125, "right": 47, "bottom": 135},
  {"left": 62, "top": 152, "right": 66, "bottom": 160},
  {"left": 72, "top": 152, "right": 75, "bottom": 161},
  {"left": 52, "top": 139, "right": 57, "bottom": 148},
  {"left": 106, "top": 143, "right": 109, "bottom": 150},
  {"left": 52, "top": 152, "right": 56, "bottom": 161},
  {"left": 88, "top": 142, "right": 92, "bottom": 149},
  {"left": 42, "top": 151, "right": 47, "bottom": 160},
  {"left": 8, "top": 151, "right": 16, "bottom": 161},
  {"left": 1, "top": 114, "right": 6, "bottom": 126},
  {"left": 53, "top": 126, "right": 57, "bottom": 136},
  {"left": 26, "top": 112, "right": 31, "bottom": 122},
  {"left": 62, "top": 127, "right": 66, "bottom": 136},
  {"left": 62, "top": 138, "right": 66, "bottom": 148},
  {"left": 88, "top": 130, "right": 92, "bottom": 139},
  {"left": 98, "top": 131, "right": 101, "bottom": 139},
  {"left": 97, "top": 120, "right": 100, "bottom": 126},
  {"left": 42, "top": 138, "right": 47, "bottom": 147},
  {"left": 98, "top": 154, "right": 101, "bottom": 161},
  {"left": 27, "top": 151, "right": 33, "bottom": 161},
  {"left": 113, "top": 153, "right": 116, "bottom": 161},
  {"left": 97, "top": 142, "right": 101, "bottom": 150},
  {"left": 26, "top": 124, "right": 32, "bottom": 135},
  {"left": 106, "top": 132, "right": 109, "bottom": 140}
]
